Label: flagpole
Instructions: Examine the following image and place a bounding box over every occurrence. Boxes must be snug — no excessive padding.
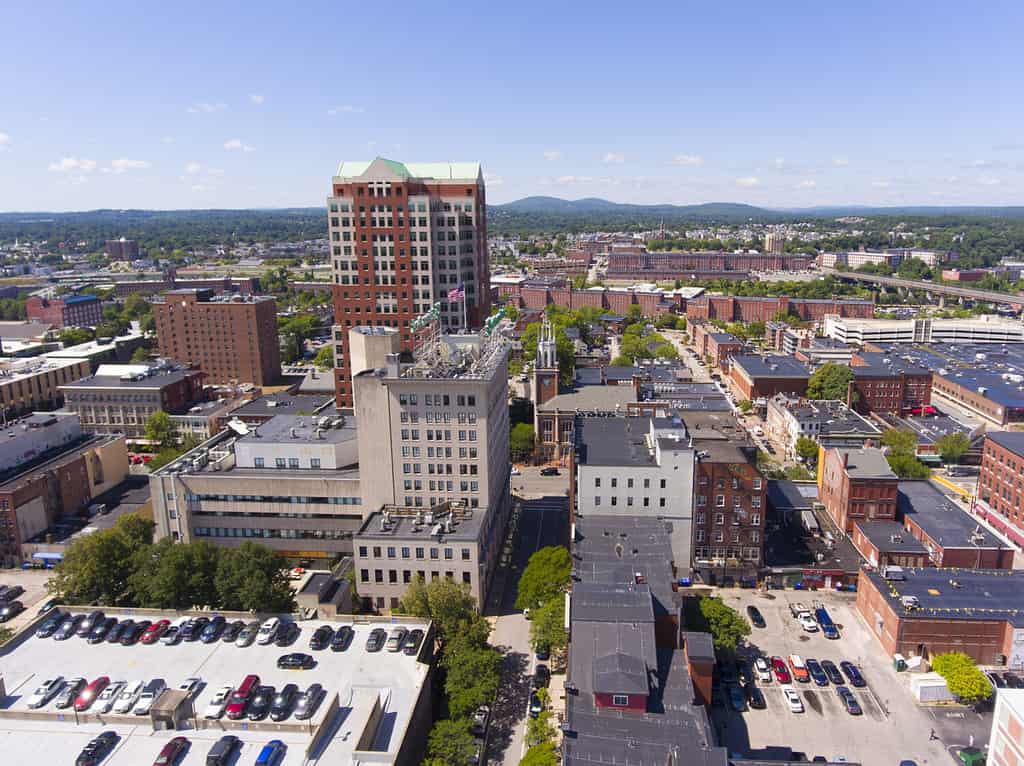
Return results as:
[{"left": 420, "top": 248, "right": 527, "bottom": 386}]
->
[{"left": 463, "top": 294, "right": 468, "bottom": 331}]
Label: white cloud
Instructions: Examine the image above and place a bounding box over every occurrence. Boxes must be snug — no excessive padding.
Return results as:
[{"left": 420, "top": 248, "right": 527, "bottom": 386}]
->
[
  {"left": 543, "top": 150, "right": 562, "bottom": 161},
  {"left": 187, "top": 102, "right": 226, "bottom": 114},
  {"left": 483, "top": 172, "right": 504, "bottom": 187},
  {"left": 249, "top": 94, "right": 265, "bottom": 105},
  {"left": 0, "top": 132, "right": 10, "bottom": 149},
  {"left": 108, "top": 158, "right": 151, "bottom": 174},
  {"left": 832, "top": 158, "right": 850, "bottom": 167},
  {"left": 184, "top": 162, "right": 203, "bottom": 175},
  {"left": 602, "top": 152, "right": 625, "bottom": 164},
  {"left": 48, "top": 157, "right": 98, "bottom": 173},
  {"left": 556, "top": 175, "right": 594, "bottom": 185},
  {"left": 772, "top": 158, "right": 786, "bottom": 170},
  {"left": 734, "top": 176, "right": 760, "bottom": 188},
  {"left": 671, "top": 154, "right": 704, "bottom": 166},
  {"left": 224, "top": 138, "right": 255, "bottom": 152},
  {"left": 795, "top": 180, "right": 817, "bottom": 189},
  {"left": 977, "top": 176, "right": 1002, "bottom": 186},
  {"left": 327, "top": 105, "right": 365, "bottom": 115},
  {"left": 871, "top": 180, "right": 891, "bottom": 188}
]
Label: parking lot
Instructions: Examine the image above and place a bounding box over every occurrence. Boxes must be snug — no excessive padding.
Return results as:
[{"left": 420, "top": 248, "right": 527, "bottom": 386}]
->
[
  {"left": 708, "top": 588, "right": 959, "bottom": 764},
  {"left": 0, "top": 611, "right": 431, "bottom": 765}
]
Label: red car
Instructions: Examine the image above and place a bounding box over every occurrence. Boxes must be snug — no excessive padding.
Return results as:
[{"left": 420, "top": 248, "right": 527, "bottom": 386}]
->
[
  {"left": 225, "top": 674, "right": 260, "bottom": 720},
  {"left": 152, "top": 736, "right": 189, "bottom": 765},
  {"left": 74, "top": 676, "right": 110, "bottom": 711},
  {"left": 141, "top": 619, "right": 171, "bottom": 645},
  {"left": 771, "top": 656, "right": 791, "bottom": 684}
]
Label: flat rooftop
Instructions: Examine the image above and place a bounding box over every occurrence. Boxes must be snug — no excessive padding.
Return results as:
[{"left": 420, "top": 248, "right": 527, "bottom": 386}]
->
[
  {"left": 229, "top": 393, "right": 335, "bottom": 420},
  {"left": 836, "top": 447, "right": 896, "bottom": 479},
  {"left": 61, "top": 366, "right": 199, "bottom": 390},
  {"left": 864, "top": 567, "right": 1024, "bottom": 625},
  {"left": 899, "top": 480, "right": 1009, "bottom": 550},
  {"left": 855, "top": 520, "right": 929, "bottom": 555},
  {"left": 852, "top": 351, "right": 931, "bottom": 378},
  {"left": 872, "top": 411, "right": 976, "bottom": 446},
  {"left": 356, "top": 504, "right": 485, "bottom": 543},
  {"left": 731, "top": 355, "right": 811, "bottom": 379},
  {"left": 0, "top": 611, "right": 431, "bottom": 765},
  {"left": 775, "top": 398, "right": 881, "bottom": 437},
  {"left": 576, "top": 417, "right": 670, "bottom": 468},
  {"left": 538, "top": 385, "right": 636, "bottom": 413},
  {"left": 238, "top": 414, "right": 357, "bottom": 446},
  {"left": 767, "top": 480, "right": 818, "bottom": 512},
  {"left": 987, "top": 430, "right": 1024, "bottom": 458}
]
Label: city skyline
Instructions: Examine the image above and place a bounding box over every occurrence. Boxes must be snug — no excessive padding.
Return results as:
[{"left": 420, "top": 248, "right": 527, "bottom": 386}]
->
[{"left": 1, "top": 1, "right": 1022, "bottom": 211}]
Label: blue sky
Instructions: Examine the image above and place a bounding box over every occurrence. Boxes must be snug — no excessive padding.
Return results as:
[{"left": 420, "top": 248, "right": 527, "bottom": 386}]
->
[{"left": 1, "top": 1, "right": 1022, "bottom": 211}]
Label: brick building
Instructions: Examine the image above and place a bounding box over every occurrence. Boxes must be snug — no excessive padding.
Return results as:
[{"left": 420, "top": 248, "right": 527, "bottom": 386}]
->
[
  {"left": 976, "top": 432, "right": 1024, "bottom": 548},
  {"left": 105, "top": 238, "right": 139, "bottom": 259},
  {"left": 691, "top": 322, "right": 742, "bottom": 369},
  {"left": 328, "top": 158, "right": 489, "bottom": 407},
  {"left": 728, "top": 355, "right": 811, "bottom": 401},
  {"left": 512, "top": 283, "right": 682, "bottom": 318},
  {"left": 153, "top": 288, "right": 281, "bottom": 386},
  {"left": 849, "top": 351, "right": 932, "bottom": 415},
  {"left": 818, "top": 446, "right": 898, "bottom": 533},
  {"left": 25, "top": 294, "right": 102, "bottom": 329},
  {"left": 605, "top": 251, "right": 814, "bottom": 279},
  {"left": 686, "top": 295, "right": 874, "bottom": 323}
]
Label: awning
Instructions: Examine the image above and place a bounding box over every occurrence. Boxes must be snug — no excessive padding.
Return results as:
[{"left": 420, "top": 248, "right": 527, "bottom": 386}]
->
[{"left": 32, "top": 552, "right": 64, "bottom": 561}]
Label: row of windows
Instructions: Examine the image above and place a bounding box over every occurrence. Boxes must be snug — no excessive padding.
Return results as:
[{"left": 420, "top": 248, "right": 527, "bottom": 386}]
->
[
  {"left": 594, "top": 477, "right": 666, "bottom": 490},
  {"left": 695, "top": 529, "right": 760, "bottom": 543},
  {"left": 329, "top": 200, "right": 473, "bottom": 213},
  {"left": 693, "top": 546, "right": 761, "bottom": 562},
  {"left": 695, "top": 512, "right": 762, "bottom": 526},
  {"left": 696, "top": 495, "right": 763, "bottom": 509},
  {"left": 189, "top": 493, "right": 362, "bottom": 505},
  {"left": 593, "top": 496, "right": 666, "bottom": 509},
  {"left": 359, "top": 544, "right": 471, "bottom": 561},
  {"left": 360, "top": 569, "right": 472, "bottom": 586},
  {"left": 195, "top": 527, "right": 352, "bottom": 540},
  {"left": 399, "top": 393, "right": 477, "bottom": 407},
  {"left": 400, "top": 429, "right": 478, "bottom": 442}
]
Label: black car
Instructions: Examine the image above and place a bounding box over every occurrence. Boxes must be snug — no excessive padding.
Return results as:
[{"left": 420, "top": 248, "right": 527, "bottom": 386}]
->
[
  {"left": 309, "top": 625, "right": 333, "bottom": 651},
  {"left": 533, "top": 664, "right": 550, "bottom": 689},
  {"left": 839, "top": 661, "right": 866, "bottom": 688},
  {"left": 0, "top": 585, "right": 24, "bottom": 602},
  {"left": 274, "top": 622, "right": 300, "bottom": 647},
  {"left": 105, "top": 619, "right": 128, "bottom": 643},
  {"left": 539, "top": 467, "right": 560, "bottom": 476},
  {"left": 0, "top": 600, "right": 24, "bottom": 622},
  {"left": 744, "top": 682, "right": 766, "bottom": 709},
  {"left": 837, "top": 685, "right": 862, "bottom": 715},
  {"left": 277, "top": 653, "right": 315, "bottom": 670},
  {"left": 182, "top": 616, "right": 209, "bottom": 642},
  {"left": 805, "top": 658, "right": 828, "bottom": 687},
  {"left": 55, "top": 614, "right": 84, "bottom": 641},
  {"left": 87, "top": 617, "right": 117, "bottom": 644},
  {"left": 1004, "top": 672, "right": 1023, "bottom": 689},
  {"left": 201, "top": 615, "right": 226, "bottom": 643},
  {"left": 746, "top": 605, "right": 766, "bottom": 629},
  {"left": 820, "top": 660, "right": 844, "bottom": 686},
  {"left": 247, "top": 685, "right": 275, "bottom": 721},
  {"left": 365, "top": 628, "right": 387, "bottom": 652},
  {"left": 120, "top": 620, "right": 147, "bottom": 646},
  {"left": 269, "top": 683, "right": 298, "bottom": 721},
  {"left": 529, "top": 692, "right": 543, "bottom": 718},
  {"left": 403, "top": 628, "right": 425, "bottom": 656},
  {"left": 293, "top": 684, "right": 324, "bottom": 721},
  {"left": 204, "top": 735, "right": 239, "bottom": 766},
  {"left": 75, "top": 730, "right": 119, "bottom": 766},
  {"left": 36, "top": 611, "right": 68, "bottom": 638},
  {"left": 330, "top": 625, "right": 354, "bottom": 652},
  {"left": 222, "top": 620, "right": 246, "bottom": 643},
  {"left": 77, "top": 609, "right": 105, "bottom": 638}
]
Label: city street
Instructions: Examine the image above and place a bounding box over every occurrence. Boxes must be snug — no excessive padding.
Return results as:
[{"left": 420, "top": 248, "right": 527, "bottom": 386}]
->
[{"left": 485, "top": 480, "right": 569, "bottom": 766}]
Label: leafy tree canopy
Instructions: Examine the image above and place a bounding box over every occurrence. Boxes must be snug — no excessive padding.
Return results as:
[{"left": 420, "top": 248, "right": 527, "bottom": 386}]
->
[
  {"left": 886, "top": 452, "right": 931, "bottom": 479},
  {"left": 515, "top": 546, "right": 571, "bottom": 612},
  {"left": 932, "top": 652, "right": 992, "bottom": 704},
  {"left": 510, "top": 423, "right": 535, "bottom": 461},
  {"left": 795, "top": 436, "right": 821, "bottom": 464},
  {"left": 936, "top": 432, "right": 971, "bottom": 464},
  {"left": 806, "top": 363, "right": 854, "bottom": 401},
  {"left": 145, "top": 410, "right": 176, "bottom": 449},
  {"left": 399, "top": 576, "right": 489, "bottom": 649}
]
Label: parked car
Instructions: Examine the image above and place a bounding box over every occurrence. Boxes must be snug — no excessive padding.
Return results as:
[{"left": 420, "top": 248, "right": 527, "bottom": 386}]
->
[
  {"left": 37, "top": 597, "right": 62, "bottom": 616},
  {"left": 293, "top": 683, "right": 324, "bottom": 721},
  {"left": 987, "top": 671, "right": 1006, "bottom": 689},
  {"left": 782, "top": 685, "right": 804, "bottom": 713},
  {"left": 770, "top": 656, "right": 791, "bottom": 684},
  {"left": 471, "top": 704, "right": 491, "bottom": 736},
  {"left": 75, "top": 676, "right": 110, "bottom": 711},
  {"left": 107, "top": 619, "right": 132, "bottom": 644},
  {"left": 727, "top": 683, "right": 747, "bottom": 712},
  {"left": 1004, "top": 672, "right": 1023, "bottom": 689},
  {"left": 113, "top": 680, "right": 144, "bottom": 714},
  {"left": 330, "top": 625, "right": 354, "bottom": 652},
  {"left": 236, "top": 620, "right": 261, "bottom": 647},
  {"left": 385, "top": 627, "right": 408, "bottom": 652},
  {"left": 309, "top": 625, "right": 333, "bottom": 651},
  {"left": 141, "top": 619, "right": 170, "bottom": 644},
  {"left": 181, "top": 616, "right": 209, "bottom": 642},
  {"left": 203, "top": 685, "right": 234, "bottom": 719},
  {"left": 805, "top": 659, "right": 828, "bottom": 687},
  {"left": 152, "top": 736, "right": 189, "bottom": 766},
  {"left": 75, "top": 731, "right": 118, "bottom": 766},
  {"left": 746, "top": 605, "right": 766, "bottom": 628},
  {"left": 200, "top": 615, "right": 226, "bottom": 643},
  {"left": 77, "top": 610, "right": 105, "bottom": 638},
  {"left": 255, "top": 739, "right": 286, "bottom": 766},
  {"left": 744, "top": 682, "right": 766, "bottom": 709},
  {"left": 839, "top": 661, "right": 866, "bottom": 688},
  {"left": 27, "top": 676, "right": 64, "bottom": 708},
  {"left": 256, "top": 617, "right": 281, "bottom": 645},
  {"left": 225, "top": 674, "right": 260, "bottom": 719},
  {"left": 535, "top": 644, "right": 550, "bottom": 662},
  {"left": 204, "top": 735, "right": 239, "bottom": 766},
  {"left": 55, "top": 614, "right": 84, "bottom": 641},
  {"left": 55, "top": 677, "right": 86, "bottom": 709},
  {"left": 88, "top": 617, "right": 117, "bottom": 644},
  {"left": 36, "top": 611, "right": 67, "bottom": 638},
  {"left": 177, "top": 677, "right": 202, "bottom": 698},
  {"left": 754, "top": 657, "right": 772, "bottom": 683},
  {"left": 403, "top": 628, "right": 425, "bottom": 656},
  {"left": 820, "top": 660, "right": 844, "bottom": 686},
  {"left": 222, "top": 620, "right": 246, "bottom": 643},
  {"left": 133, "top": 679, "right": 167, "bottom": 715},
  {"left": 539, "top": 467, "right": 560, "bottom": 476},
  {"left": 365, "top": 628, "right": 387, "bottom": 652},
  {"left": 274, "top": 622, "right": 300, "bottom": 647},
  {"left": 120, "top": 620, "right": 147, "bottom": 646},
  {"left": 247, "top": 685, "right": 276, "bottom": 721},
  {"left": 529, "top": 691, "right": 543, "bottom": 718},
  {"left": 787, "top": 655, "right": 810, "bottom": 684},
  {"left": 160, "top": 621, "right": 185, "bottom": 646},
  {"left": 533, "top": 664, "right": 550, "bottom": 689},
  {"left": 798, "top": 613, "right": 819, "bottom": 633},
  {"left": 95, "top": 680, "right": 125, "bottom": 714},
  {"left": 837, "top": 685, "right": 862, "bottom": 715},
  {"left": 0, "top": 599, "right": 24, "bottom": 622},
  {"left": 270, "top": 683, "right": 298, "bottom": 721},
  {"left": 0, "top": 585, "right": 24, "bottom": 602},
  {"left": 277, "top": 653, "right": 315, "bottom": 670}
]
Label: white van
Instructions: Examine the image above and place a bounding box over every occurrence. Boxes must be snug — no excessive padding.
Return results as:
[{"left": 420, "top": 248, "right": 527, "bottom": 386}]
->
[{"left": 256, "top": 617, "right": 280, "bottom": 645}]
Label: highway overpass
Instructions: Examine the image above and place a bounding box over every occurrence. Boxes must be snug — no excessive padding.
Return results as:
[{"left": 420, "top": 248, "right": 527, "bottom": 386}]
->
[{"left": 821, "top": 267, "right": 1024, "bottom": 307}]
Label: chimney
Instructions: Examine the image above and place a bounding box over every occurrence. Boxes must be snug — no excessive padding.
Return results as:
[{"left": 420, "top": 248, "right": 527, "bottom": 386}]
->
[{"left": 842, "top": 451, "right": 849, "bottom": 468}]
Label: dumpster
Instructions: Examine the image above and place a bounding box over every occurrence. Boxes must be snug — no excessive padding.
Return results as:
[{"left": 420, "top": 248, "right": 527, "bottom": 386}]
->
[{"left": 893, "top": 653, "right": 907, "bottom": 672}]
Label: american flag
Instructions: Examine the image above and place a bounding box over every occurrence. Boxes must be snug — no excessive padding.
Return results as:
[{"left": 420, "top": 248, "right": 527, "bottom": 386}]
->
[{"left": 447, "top": 282, "right": 465, "bottom": 302}]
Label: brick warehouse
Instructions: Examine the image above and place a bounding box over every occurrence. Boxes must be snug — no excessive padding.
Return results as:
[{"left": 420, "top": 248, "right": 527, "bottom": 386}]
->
[
  {"left": 25, "top": 294, "right": 102, "bottom": 329},
  {"left": 605, "top": 251, "right": 815, "bottom": 278},
  {"left": 511, "top": 284, "right": 682, "bottom": 317},
  {"left": 856, "top": 567, "right": 1024, "bottom": 666},
  {"left": 328, "top": 159, "right": 489, "bottom": 407},
  {"left": 976, "top": 432, "right": 1024, "bottom": 548},
  {"left": 686, "top": 295, "right": 875, "bottom": 322}
]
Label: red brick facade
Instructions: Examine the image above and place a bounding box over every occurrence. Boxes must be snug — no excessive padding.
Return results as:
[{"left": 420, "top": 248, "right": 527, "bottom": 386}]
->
[
  {"left": 692, "top": 453, "right": 766, "bottom": 576},
  {"left": 819, "top": 448, "right": 898, "bottom": 533},
  {"left": 26, "top": 295, "right": 103, "bottom": 329},
  {"left": 687, "top": 295, "right": 875, "bottom": 323},
  {"left": 976, "top": 435, "right": 1024, "bottom": 547},
  {"left": 511, "top": 285, "right": 681, "bottom": 318},
  {"left": 606, "top": 251, "right": 814, "bottom": 278}
]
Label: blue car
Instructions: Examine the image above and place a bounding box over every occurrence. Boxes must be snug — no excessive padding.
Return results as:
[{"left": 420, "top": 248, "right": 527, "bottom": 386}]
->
[
  {"left": 840, "top": 660, "right": 866, "bottom": 688},
  {"left": 256, "top": 739, "right": 286, "bottom": 765}
]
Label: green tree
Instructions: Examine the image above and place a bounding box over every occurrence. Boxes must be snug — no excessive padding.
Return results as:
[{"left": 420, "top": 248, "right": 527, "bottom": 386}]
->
[
  {"left": 398, "top": 577, "right": 489, "bottom": 648},
  {"left": 697, "top": 596, "right": 751, "bottom": 654},
  {"left": 515, "top": 546, "right": 571, "bottom": 612},
  {"left": 653, "top": 342, "right": 679, "bottom": 360},
  {"left": 59, "top": 327, "right": 94, "bottom": 346},
  {"left": 510, "top": 423, "right": 535, "bottom": 461},
  {"left": 122, "top": 293, "right": 152, "bottom": 320},
  {"left": 423, "top": 717, "right": 478, "bottom": 766},
  {"left": 611, "top": 354, "right": 633, "bottom": 366},
  {"left": 932, "top": 652, "right": 992, "bottom": 705},
  {"left": 445, "top": 642, "right": 502, "bottom": 718},
  {"left": 529, "top": 595, "right": 567, "bottom": 654},
  {"left": 795, "top": 436, "right": 821, "bottom": 464},
  {"left": 525, "top": 688, "right": 557, "bottom": 747},
  {"left": 145, "top": 410, "right": 176, "bottom": 448},
  {"left": 882, "top": 428, "right": 918, "bottom": 456},
  {"left": 129, "top": 538, "right": 221, "bottom": 609},
  {"left": 130, "top": 346, "right": 151, "bottom": 363},
  {"left": 313, "top": 345, "right": 334, "bottom": 371},
  {"left": 520, "top": 743, "right": 559, "bottom": 766},
  {"left": 806, "top": 363, "right": 855, "bottom": 401},
  {"left": 887, "top": 452, "right": 931, "bottom": 479},
  {"left": 48, "top": 515, "right": 155, "bottom": 605},
  {"left": 737, "top": 399, "right": 753, "bottom": 414},
  {"left": 625, "top": 304, "right": 644, "bottom": 323},
  {"left": 936, "top": 432, "right": 971, "bottom": 464},
  {"left": 214, "top": 542, "right": 295, "bottom": 612}
]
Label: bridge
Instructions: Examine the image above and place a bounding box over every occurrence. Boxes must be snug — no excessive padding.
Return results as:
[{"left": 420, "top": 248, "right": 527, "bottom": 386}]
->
[{"left": 821, "top": 267, "right": 1024, "bottom": 308}]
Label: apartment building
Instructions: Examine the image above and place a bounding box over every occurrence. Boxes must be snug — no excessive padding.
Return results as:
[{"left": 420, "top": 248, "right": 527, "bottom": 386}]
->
[
  {"left": 0, "top": 357, "right": 91, "bottom": 416},
  {"left": 153, "top": 288, "right": 281, "bottom": 386},
  {"left": 818, "top": 447, "right": 898, "bottom": 533},
  {"left": 25, "top": 294, "right": 102, "bottom": 329},
  {"left": 729, "top": 354, "right": 811, "bottom": 401},
  {"left": 105, "top": 237, "right": 139, "bottom": 259},
  {"left": 975, "top": 432, "right": 1024, "bottom": 548},
  {"left": 328, "top": 158, "right": 489, "bottom": 406},
  {"left": 765, "top": 396, "right": 881, "bottom": 458},
  {"left": 691, "top": 322, "right": 742, "bottom": 369},
  {"left": 60, "top": 363, "right": 206, "bottom": 440},
  {"left": 850, "top": 351, "right": 932, "bottom": 415},
  {"left": 764, "top": 231, "right": 785, "bottom": 254}
]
